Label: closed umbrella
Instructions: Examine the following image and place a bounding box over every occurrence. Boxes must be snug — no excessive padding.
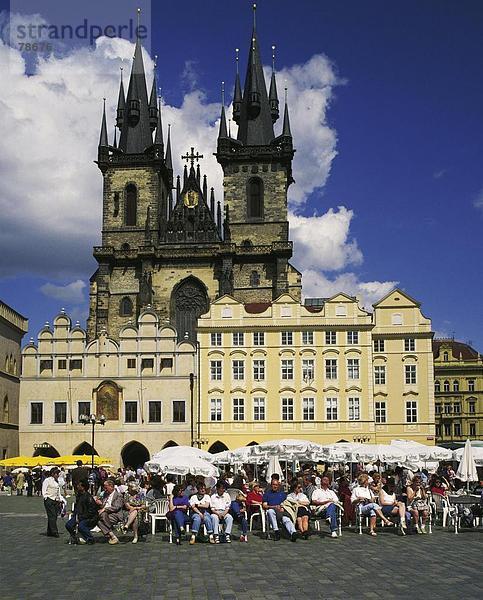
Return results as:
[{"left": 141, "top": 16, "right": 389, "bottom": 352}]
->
[
  {"left": 453, "top": 445, "right": 483, "bottom": 467},
  {"left": 455, "top": 439, "right": 479, "bottom": 487},
  {"left": 267, "top": 455, "right": 283, "bottom": 480}
]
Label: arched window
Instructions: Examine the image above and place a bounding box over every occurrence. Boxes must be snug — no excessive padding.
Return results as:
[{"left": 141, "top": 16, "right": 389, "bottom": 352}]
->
[
  {"left": 453, "top": 380, "right": 459, "bottom": 392},
  {"left": 247, "top": 177, "right": 263, "bottom": 219},
  {"left": 3, "top": 395, "right": 8, "bottom": 422},
  {"left": 250, "top": 270, "right": 260, "bottom": 287},
  {"left": 125, "top": 184, "right": 137, "bottom": 226},
  {"left": 443, "top": 380, "right": 450, "bottom": 392},
  {"left": 443, "top": 351, "right": 449, "bottom": 362},
  {"left": 13, "top": 359, "right": 17, "bottom": 375},
  {"left": 435, "top": 380, "right": 440, "bottom": 392},
  {"left": 120, "top": 297, "right": 133, "bottom": 317},
  {"left": 4, "top": 356, "right": 8, "bottom": 372}
]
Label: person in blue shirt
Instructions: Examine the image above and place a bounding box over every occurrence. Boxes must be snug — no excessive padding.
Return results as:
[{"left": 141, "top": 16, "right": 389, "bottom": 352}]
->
[{"left": 262, "top": 478, "right": 298, "bottom": 541}]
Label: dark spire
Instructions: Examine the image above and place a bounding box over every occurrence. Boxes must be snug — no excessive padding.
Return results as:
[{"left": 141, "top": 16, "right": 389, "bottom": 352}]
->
[
  {"left": 202, "top": 174, "right": 207, "bottom": 200},
  {"left": 237, "top": 5, "right": 275, "bottom": 145},
  {"left": 154, "top": 97, "right": 164, "bottom": 150},
  {"left": 218, "top": 81, "right": 228, "bottom": 139},
  {"left": 165, "top": 124, "right": 172, "bottom": 170},
  {"left": 113, "top": 126, "right": 117, "bottom": 149},
  {"left": 210, "top": 187, "right": 215, "bottom": 216},
  {"left": 99, "top": 98, "right": 108, "bottom": 147},
  {"left": 269, "top": 45, "right": 279, "bottom": 123},
  {"left": 282, "top": 87, "right": 292, "bottom": 138},
  {"left": 176, "top": 175, "right": 181, "bottom": 204},
  {"left": 233, "top": 48, "right": 242, "bottom": 124},
  {"left": 149, "top": 56, "right": 158, "bottom": 132},
  {"left": 116, "top": 67, "right": 125, "bottom": 129},
  {"left": 183, "top": 164, "right": 188, "bottom": 187},
  {"left": 217, "top": 200, "right": 222, "bottom": 236},
  {"left": 118, "top": 9, "right": 153, "bottom": 154},
  {"left": 196, "top": 163, "right": 201, "bottom": 184}
]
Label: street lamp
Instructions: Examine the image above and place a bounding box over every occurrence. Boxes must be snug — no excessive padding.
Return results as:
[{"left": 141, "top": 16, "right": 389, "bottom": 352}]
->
[{"left": 79, "top": 413, "right": 106, "bottom": 470}]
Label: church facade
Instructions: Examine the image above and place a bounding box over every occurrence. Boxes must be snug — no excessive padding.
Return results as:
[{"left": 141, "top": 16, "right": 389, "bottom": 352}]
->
[{"left": 87, "top": 19, "right": 301, "bottom": 344}]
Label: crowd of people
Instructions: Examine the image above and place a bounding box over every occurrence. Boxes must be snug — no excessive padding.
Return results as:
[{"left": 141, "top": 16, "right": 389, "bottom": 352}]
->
[{"left": 2, "top": 459, "right": 482, "bottom": 545}]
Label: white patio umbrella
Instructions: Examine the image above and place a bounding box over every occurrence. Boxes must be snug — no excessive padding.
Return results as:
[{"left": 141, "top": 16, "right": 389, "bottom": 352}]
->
[
  {"left": 390, "top": 439, "right": 453, "bottom": 464},
  {"left": 455, "top": 440, "right": 480, "bottom": 484},
  {"left": 453, "top": 444, "right": 483, "bottom": 467},
  {"left": 267, "top": 455, "right": 283, "bottom": 480},
  {"left": 351, "top": 443, "right": 407, "bottom": 464},
  {"left": 151, "top": 445, "right": 214, "bottom": 462},
  {"left": 145, "top": 453, "right": 219, "bottom": 478}
]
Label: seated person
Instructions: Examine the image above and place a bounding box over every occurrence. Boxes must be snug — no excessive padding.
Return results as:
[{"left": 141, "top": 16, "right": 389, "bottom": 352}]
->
[
  {"left": 302, "top": 474, "right": 316, "bottom": 503},
  {"left": 123, "top": 481, "right": 146, "bottom": 544},
  {"left": 429, "top": 478, "right": 447, "bottom": 497},
  {"left": 95, "top": 479, "right": 125, "bottom": 545},
  {"left": 210, "top": 481, "right": 234, "bottom": 543},
  {"left": 287, "top": 481, "right": 311, "bottom": 539},
  {"left": 311, "top": 475, "right": 340, "bottom": 538},
  {"left": 146, "top": 476, "right": 165, "bottom": 512},
  {"left": 351, "top": 473, "right": 393, "bottom": 536},
  {"left": 406, "top": 476, "right": 430, "bottom": 534},
  {"left": 230, "top": 491, "right": 249, "bottom": 542},
  {"left": 189, "top": 483, "right": 214, "bottom": 544},
  {"left": 65, "top": 479, "right": 98, "bottom": 545},
  {"left": 246, "top": 481, "right": 264, "bottom": 517},
  {"left": 369, "top": 473, "right": 383, "bottom": 497},
  {"left": 379, "top": 477, "right": 408, "bottom": 533},
  {"left": 183, "top": 476, "right": 198, "bottom": 498},
  {"left": 262, "top": 478, "right": 298, "bottom": 542},
  {"left": 168, "top": 485, "right": 191, "bottom": 545}
]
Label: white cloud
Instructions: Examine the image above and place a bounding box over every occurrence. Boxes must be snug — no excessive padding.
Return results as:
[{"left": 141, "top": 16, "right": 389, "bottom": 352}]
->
[
  {"left": 0, "top": 30, "right": 395, "bottom": 305},
  {"left": 302, "top": 270, "right": 397, "bottom": 310},
  {"left": 40, "top": 279, "right": 86, "bottom": 303},
  {"left": 290, "top": 207, "right": 362, "bottom": 272},
  {"left": 474, "top": 187, "right": 483, "bottom": 213}
]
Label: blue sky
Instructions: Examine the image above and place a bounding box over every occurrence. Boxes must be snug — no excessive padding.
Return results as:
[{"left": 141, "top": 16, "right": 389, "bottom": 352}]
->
[{"left": 0, "top": 0, "right": 482, "bottom": 350}]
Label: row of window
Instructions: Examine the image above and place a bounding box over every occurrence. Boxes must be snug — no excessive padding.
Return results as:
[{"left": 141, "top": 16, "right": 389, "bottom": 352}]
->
[
  {"left": 435, "top": 379, "right": 476, "bottom": 392},
  {"left": 435, "top": 400, "right": 477, "bottom": 415},
  {"left": 436, "top": 422, "right": 477, "bottom": 437},
  {"left": 4, "top": 354, "right": 18, "bottom": 375},
  {"left": 29, "top": 400, "right": 186, "bottom": 425},
  {"left": 209, "top": 397, "right": 417, "bottom": 424},
  {"left": 39, "top": 358, "right": 174, "bottom": 374},
  {"left": 210, "top": 359, "right": 417, "bottom": 384},
  {"left": 211, "top": 332, "right": 417, "bottom": 351}
]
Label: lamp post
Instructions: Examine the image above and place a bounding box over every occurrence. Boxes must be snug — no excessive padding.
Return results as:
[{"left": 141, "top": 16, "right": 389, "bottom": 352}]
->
[{"left": 79, "top": 413, "right": 106, "bottom": 470}]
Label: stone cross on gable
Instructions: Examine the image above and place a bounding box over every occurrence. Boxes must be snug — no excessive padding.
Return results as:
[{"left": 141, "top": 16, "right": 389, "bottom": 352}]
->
[{"left": 181, "top": 147, "right": 204, "bottom": 167}]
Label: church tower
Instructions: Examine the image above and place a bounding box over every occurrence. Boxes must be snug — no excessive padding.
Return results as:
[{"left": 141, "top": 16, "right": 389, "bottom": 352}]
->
[
  {"left": 87, "top": 7, "right": 301, "bottom": 342},
  {"left": 215, "top": 6, "right": 301, "bottom": 303}
]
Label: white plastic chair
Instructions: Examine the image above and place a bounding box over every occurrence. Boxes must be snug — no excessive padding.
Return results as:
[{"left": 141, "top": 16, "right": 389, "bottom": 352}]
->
[
  {"left": 149, "top": 498, "right": 172, "bottom": 541},
  {"left": 311, "top": 503, "right": 343, "bottom": 537},
  {"left": 249, "top": 505, "right": 266, "bottom": 534}
]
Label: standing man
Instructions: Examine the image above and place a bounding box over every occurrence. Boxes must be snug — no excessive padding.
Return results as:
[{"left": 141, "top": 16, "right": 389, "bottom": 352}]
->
[
  {"left": 42, "top": 468, "right": 61, "bottom": 537},
  {"left": 16, "top": 470, "right": 26, "bottom": 495},
  {"left": 71, "top": 460, "right": 90, "bottom": 490}
]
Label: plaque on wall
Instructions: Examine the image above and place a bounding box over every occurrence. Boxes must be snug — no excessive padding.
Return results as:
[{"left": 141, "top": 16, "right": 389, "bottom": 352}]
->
[{"left": 95, "top": 381, "right": 120, "bottom": 420}]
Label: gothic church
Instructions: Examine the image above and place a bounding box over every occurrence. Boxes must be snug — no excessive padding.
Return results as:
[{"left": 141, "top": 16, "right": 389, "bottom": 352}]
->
[{"left": 87, "top": 15, "right": 301, "bottom": 342}]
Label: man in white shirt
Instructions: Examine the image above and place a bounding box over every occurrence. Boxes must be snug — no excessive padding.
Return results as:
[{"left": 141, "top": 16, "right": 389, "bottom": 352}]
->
[
  {"left": 210, "top": 481, "right": 233, "bottom": 543},
  {"left": 311, "top": 476, "right": 340, "bottom": 538},
  {"left": 42, "top": 468, "right": 61, "bottom": 537}
]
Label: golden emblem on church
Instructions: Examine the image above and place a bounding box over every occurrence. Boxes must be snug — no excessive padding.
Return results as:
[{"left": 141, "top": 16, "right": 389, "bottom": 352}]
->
[{"left": 183, "top": 190, "right": 199, "bottom": 209}]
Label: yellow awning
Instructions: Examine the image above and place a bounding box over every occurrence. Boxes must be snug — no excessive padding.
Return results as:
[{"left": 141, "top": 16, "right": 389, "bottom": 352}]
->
[
  {"left": 0, "top": 456, "right": 51, "bottom": 467},
  {"left": 50, "top": 455, "right": 111, "bottom": 466}
]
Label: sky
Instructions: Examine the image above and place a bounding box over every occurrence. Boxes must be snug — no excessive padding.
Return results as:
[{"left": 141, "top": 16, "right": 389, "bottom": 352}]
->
[{"left": 0, "top": 0, "right": 482, "bottom": 350}]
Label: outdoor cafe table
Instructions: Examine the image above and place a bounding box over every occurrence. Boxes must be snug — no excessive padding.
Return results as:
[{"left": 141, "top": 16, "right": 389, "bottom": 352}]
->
[{"left": 447, "top": 495, "right": 481, "bottom": 532}]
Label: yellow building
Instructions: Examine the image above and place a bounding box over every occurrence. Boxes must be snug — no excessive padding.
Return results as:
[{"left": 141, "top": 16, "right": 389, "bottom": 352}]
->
[
  {"left": 433, "top": 339, "right": 482, "bottom": 444},
  {"left": 0, "top": 301, "right": 28, "bottom": 459},
  {"left": 197, "top": 289, "right": 435, "bottom": 451},
  {"left": 19, "top": 309, "right": 196, "bottom": 467}
]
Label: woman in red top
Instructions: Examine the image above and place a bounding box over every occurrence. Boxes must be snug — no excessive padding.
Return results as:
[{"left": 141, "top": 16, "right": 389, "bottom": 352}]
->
[{"left": 246, "top": 481, "right": 263, "bottom": 517}]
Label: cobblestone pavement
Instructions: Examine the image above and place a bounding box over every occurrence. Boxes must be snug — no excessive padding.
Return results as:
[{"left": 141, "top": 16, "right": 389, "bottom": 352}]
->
[{"left": 1, "top": 496, "right": 482, "bottom": 600}]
